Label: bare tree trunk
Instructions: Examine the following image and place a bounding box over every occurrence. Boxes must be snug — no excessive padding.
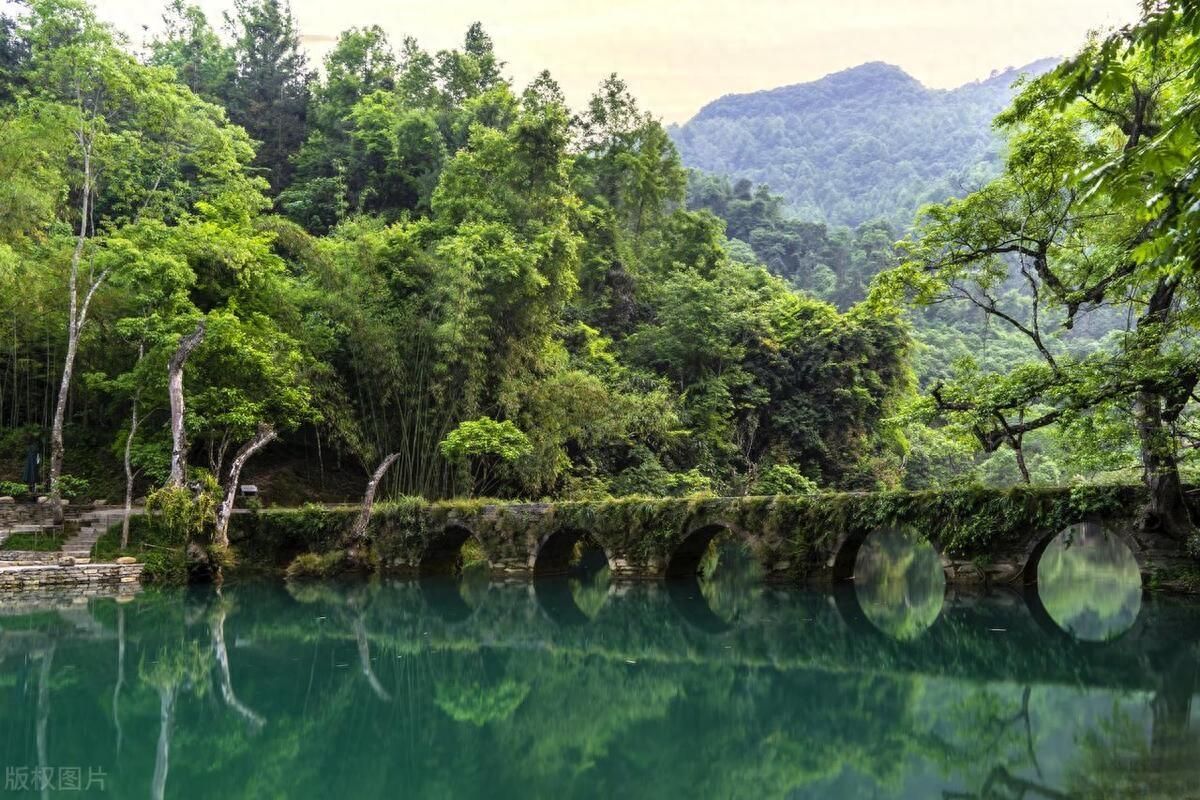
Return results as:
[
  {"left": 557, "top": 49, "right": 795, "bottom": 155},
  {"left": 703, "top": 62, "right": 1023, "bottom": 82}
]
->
[
  {"left": 213, "top": 424, "right": 277, "bottom": 548},
  {"left": 122, "top": 345, "right": 143, "bottom": 549},
  {"left": 1013, "top": 443, "right": 1031, "bottom": 485},
  {"left": 167, "top": 321, "right": 207, "bottom": 488},
  {"left": 352, "top": 452, "right": 400, "bottom": 542},
  {"left": 49, "top": 140, "right": 108, "bottom": 522},
  {"left": 211, "top": 601, "right": 265, "bottom": 728}
]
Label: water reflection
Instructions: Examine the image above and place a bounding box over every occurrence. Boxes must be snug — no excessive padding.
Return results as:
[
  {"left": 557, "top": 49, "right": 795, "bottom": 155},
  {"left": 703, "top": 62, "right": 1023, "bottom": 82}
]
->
[
  {"left": 853, "top": 526, "right": 946, "bottom": 640},
  {"left": 535, "top": 538, "right": 611, "bottom": 625},
  {"left": 1037, "top": 522, "right": 1142, "bottom": 642},
  {"left": 695, "top": 533, "right": 764, "bottom": 626},
  {"left": 1, "top": 581, "right": 1198, "bottom": 799}
]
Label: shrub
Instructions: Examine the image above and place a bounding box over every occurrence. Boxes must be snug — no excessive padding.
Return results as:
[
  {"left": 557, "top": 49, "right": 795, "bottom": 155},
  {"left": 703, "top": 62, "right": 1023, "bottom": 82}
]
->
[
  {"left": 285, "top": 550, "right": 348, "bottom": 579},
  {"left": 752, "top": 465, "right": 819, "bottom": 496},
  {"left": 53, "top": 474, "right": 91, "bottom": 499},
  {"left": 0, "top": 480, "right": 29, "bottom": 498}
]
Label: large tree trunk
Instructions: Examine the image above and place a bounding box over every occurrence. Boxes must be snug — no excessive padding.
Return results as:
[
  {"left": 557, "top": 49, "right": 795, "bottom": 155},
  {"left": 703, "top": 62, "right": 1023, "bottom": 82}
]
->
[
  {"left": 166, "top": 321, "right": 207, "bottom": 488},
  {"left": 1135, "top": 389, "right": 1192, "bottom": 538},
  {"left": 213, "top": 424, "right": 277, "bottom": 548},
  {"left": 351, "top": 452, "right": 400, "bottom": 542},
  {"left": 1134, "top": 277, "right": 1192, "bottom": 539}
]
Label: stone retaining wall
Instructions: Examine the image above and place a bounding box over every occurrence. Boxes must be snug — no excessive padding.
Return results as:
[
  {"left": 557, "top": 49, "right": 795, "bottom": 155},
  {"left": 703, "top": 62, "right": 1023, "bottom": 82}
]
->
[
  {"left": 0, "top": 551, "right": 63, "bottom": 563},
  {"left": 0, "top": 502, "right": 58, "bottom": 528},
  {"left": 0, "top": 502, "right": 93, "bottom": 529},
  {"left": 0, "top": 563, "right": 143, "bottom": 593},
  {"left": 0, "top": 582, "right": 140, "bottom": 610}
]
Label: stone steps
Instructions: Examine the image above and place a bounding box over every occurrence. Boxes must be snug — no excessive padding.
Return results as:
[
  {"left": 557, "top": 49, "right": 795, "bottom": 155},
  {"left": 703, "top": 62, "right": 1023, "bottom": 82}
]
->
[{"left": 57, "top": 509, "right": 128, "bottom": 563}]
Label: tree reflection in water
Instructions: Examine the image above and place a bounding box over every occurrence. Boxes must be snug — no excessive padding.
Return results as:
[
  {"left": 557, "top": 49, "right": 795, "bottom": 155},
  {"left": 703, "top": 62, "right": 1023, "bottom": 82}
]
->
[
  {"left": 696, "top": 531, "right": 765, "bottom": 624},
  {"left": 1, "top": 580, "right": 1198, "bottom": 799},
  {"left": 854, "top": 526, "right": 946, "bottom": 640}
]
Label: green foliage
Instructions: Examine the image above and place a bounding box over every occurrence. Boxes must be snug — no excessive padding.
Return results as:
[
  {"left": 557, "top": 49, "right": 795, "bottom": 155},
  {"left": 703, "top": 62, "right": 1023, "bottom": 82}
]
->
[
  {"left": 0, "top": 530, "right": 67, "bottom": 551},
  {"left": 0, "top": 480, "right": 29, "bottom": 497},
  {"left": 285, "top": 550, "right": 349, "bottom": 579},
  {"left": 51, "top": 473, "right": 89, "bottom": 499},
  {"left": 144, "top": 481, "right": 216, "bottom": 546},
  {"left": 440, "top": 418, "right": 532, "bottom": 463},
  {"left": 751, "top": 465, "right": 818, "bottom": 496},
  {"left": 686, "top": 172, "right": 897, "bottom": 308}
]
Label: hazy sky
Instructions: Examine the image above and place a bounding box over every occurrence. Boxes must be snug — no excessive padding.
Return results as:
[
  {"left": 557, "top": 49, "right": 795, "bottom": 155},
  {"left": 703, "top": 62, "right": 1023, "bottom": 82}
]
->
[{"left": 92, "top": 0, "right": 1141, "bottom": 123}]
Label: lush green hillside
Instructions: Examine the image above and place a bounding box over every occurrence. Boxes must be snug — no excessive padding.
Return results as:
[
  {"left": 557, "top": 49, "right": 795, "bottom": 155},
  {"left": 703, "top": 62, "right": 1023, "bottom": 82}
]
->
[
  {"left": 671, "top": 59, "right": 1058, "bottom": 228},
  {"left": 0, "top": 0, "right": 909, "bottom": 510}
]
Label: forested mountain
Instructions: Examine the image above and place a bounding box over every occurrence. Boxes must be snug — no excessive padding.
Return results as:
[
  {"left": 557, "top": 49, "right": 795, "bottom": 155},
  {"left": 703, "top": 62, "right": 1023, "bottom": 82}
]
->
[
  {"left": 686, "top": 172, "right": 894, "bottom": 309},
  {"left": 671, "top": 59, "right": 1058, "bottom": 227}
]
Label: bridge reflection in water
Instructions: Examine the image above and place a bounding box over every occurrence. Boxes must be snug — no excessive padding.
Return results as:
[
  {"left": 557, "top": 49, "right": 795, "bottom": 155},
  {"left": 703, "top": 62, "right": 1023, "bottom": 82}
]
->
[{"left": 1, "top": 538, "right": 1196, "bottom": 799}]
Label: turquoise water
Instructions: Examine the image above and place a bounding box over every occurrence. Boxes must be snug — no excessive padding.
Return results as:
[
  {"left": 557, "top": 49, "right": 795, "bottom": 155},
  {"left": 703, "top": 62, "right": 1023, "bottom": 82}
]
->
[{"left": 1, "top": 538, "right": 1198, "bottom": 799}]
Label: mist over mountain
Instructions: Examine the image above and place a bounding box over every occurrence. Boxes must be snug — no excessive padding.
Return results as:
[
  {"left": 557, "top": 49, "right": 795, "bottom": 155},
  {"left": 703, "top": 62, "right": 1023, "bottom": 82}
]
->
[{"left": 670, "top": 59, "right": 1060, "bottom": 228}]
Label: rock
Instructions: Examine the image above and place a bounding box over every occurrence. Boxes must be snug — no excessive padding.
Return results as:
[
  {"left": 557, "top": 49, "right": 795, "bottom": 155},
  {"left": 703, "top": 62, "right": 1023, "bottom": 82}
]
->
[
  {"left": 58, "top": 557, "right": 76, "bottom": 567},
  {"left": 0, "top": 496, "right": 14, "bottom": 504},
  {"left": 133, "top": 496, "right": 147, "bottom": 506},
  {"left": 186, "top": 542, "right": 217, "bottom": 583},
  {"left": 115, "top": 556, "right": 138, "bottom": 565},
  {"left": 36, "top": 496, "right": 49, "bottom": 504},
  {"left": 92, "top": 499, "right": 109, "bottom": 507}
]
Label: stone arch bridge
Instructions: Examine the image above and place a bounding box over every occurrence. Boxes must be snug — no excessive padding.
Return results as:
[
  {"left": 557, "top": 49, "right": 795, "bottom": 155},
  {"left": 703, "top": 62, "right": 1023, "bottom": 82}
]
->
[{"left": 235, "top": 485, "right": 1195, "bottom": 590}]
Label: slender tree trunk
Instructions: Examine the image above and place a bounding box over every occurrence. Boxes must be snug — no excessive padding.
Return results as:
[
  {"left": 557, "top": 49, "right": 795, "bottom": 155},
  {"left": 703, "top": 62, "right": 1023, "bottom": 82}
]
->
[
  {"left": 121, "top": 346, "right": 143, "bottom": 549},
  {"left": 1012, "top": 443, "right": 1031, "bottom": 485},
  {"left": 352, "top": 452, "right": 400, "bottom": 541},
  {"left": 167, "top": 321, "right": 207, "bottom": 488},
  {"left": 213, "top": 424, "right": 277, "bottom": 548},
  {"left": 48, "top": 141, "right": 93, "bottom": 523}
]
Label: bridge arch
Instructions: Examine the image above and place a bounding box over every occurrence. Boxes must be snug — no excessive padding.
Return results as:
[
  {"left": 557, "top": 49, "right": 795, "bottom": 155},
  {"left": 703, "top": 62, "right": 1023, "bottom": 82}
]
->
[
  {"left": 666, "top": 522, "right": 753, "bottom": 578},
  {"left": 1020, "top": 520, "right": 1149, "bottom": 589},
  {"left": 830, "top": 525, "right": 947, "bottom": 583},
  {"left": 419, "top": 524, "right": 490, "bottom": 577},
  {"left": 1021, "top": 520, "right": 1147, "bottom": 644},
  {"left": 530, "top": 528, "right": 613, "bottom": 575}
]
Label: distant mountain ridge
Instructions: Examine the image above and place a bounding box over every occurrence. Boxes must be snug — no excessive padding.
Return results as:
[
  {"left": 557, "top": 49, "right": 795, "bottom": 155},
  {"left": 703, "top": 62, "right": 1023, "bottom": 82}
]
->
[{"left": 671, "top": 58, "right": 1060, "bottom": 229}]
